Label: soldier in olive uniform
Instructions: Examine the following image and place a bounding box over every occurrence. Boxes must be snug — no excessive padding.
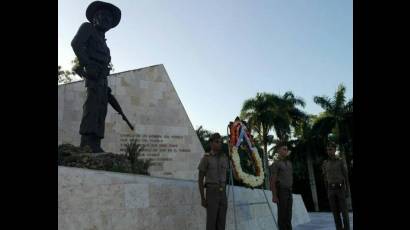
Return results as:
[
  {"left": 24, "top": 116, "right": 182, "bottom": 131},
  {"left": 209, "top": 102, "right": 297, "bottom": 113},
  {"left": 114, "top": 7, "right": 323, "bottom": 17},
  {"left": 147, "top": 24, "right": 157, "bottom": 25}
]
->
[
  {"left": 71, "top": 1, "right": 121, "bottom": 152},
  {"left": 270, "top": 143, "right": 293, "bottom": 230},
  {"left": 322, "top": 142, "right": 350, "bottom": 230},
  {"left": 198, "top": 133, "right": 229, "bottom": 230}
]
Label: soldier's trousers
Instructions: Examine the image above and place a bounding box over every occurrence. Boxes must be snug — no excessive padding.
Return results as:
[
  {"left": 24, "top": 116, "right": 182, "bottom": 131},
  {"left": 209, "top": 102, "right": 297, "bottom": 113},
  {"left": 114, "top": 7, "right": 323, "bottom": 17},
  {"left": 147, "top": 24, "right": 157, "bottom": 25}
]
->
[
  {"left": 328, "top": 187, "right": 350, "bottom": 230},
  {"left": 277, "top": 187, "right": 293, "bottom": 230},
  {"left": 206, "top": 186, "right": 227, "bottom": 230}
]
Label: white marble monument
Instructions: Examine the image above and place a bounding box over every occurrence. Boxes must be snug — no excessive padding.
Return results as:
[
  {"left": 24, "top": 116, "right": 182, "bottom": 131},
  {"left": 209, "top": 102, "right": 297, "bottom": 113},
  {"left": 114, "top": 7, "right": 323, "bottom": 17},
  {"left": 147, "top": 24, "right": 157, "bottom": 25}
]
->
[
  {"left": 58, "top": 64, "right": 311, "bottom": 230},
  {"left": 58, "top": 65, "right": 203, "bottom": 180}
]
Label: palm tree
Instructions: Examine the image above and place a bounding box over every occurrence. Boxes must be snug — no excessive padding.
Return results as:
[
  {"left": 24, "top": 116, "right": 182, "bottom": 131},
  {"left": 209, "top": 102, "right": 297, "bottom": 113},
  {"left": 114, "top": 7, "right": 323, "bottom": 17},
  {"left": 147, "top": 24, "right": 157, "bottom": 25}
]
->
[
  {"left": 241, "top": 93, "right": 279, "bottom": 154},
  {"left": 195, "top": 126, "right": 212, "bottom": 152},
  {"left": 241, "top": 92, "right": 278, "bottom": 188},
  {"left": 273, "top": 92, "right": 307, "bottom": 142},
  {"left": 313, "top": 84, "right": 353, "bottom": 209},
  {"left": 294, "top": 115, "right": 321, "bottom": 211},
  {"left": 313, "top": 84, "right": 353, "bottom": 162},
  {"left": 240, "top": 91, "right": 307, "bottom": 188}
]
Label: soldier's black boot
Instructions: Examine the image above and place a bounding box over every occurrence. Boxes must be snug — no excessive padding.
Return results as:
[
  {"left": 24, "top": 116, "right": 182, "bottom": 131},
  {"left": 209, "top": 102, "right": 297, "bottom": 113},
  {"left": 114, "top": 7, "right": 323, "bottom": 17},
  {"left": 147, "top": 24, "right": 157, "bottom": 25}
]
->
[{"left": 342, "top": 210, "right": 350, "bottom": 230}]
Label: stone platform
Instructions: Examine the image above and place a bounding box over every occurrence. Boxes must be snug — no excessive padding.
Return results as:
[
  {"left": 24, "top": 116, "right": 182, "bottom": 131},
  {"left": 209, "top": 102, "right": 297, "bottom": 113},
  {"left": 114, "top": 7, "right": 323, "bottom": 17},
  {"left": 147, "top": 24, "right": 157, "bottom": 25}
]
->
[
  {"left": 59, "top": 166, "right": 310, "bottom": 230},
  {"left": 294, "top": 212, "right": 353, "bottom": 230}
]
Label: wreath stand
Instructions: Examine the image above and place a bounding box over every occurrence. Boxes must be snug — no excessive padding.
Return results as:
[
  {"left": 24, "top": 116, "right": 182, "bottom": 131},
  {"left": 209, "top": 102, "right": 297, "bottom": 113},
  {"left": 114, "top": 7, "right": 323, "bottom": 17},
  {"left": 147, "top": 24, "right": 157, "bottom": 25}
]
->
[{"left": 226, "top": 123, "right": 278, "bottom": 230}]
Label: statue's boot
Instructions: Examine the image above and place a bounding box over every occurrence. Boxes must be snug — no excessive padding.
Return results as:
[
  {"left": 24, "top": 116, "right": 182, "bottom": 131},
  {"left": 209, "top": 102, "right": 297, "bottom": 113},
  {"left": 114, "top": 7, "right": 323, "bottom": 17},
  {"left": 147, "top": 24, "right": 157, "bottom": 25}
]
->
[
  {"left": 80, "top": 135, "right": 104, "bottom": 153},
  {"left": 94, "top": 137, "right": 105, "bottom": 153}
]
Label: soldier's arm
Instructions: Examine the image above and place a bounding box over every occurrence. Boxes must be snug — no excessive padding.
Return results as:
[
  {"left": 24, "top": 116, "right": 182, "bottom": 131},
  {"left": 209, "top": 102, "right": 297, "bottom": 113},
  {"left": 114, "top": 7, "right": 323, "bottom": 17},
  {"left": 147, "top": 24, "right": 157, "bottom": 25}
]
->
[
  {"left": 322, "top": 161, "right": 328, "bottom": 188},
  {"left": 270, "top": 175, "right": 277, "bottom": 196},
  {"left": 342, "top": 160, "right": 350, "bottom": 194},
  {"left": 197, "top": 156, "right": 208, "bottom": 206},
  {"left": 269, "top": 163, "right": 278, "bottom": 200},
  {"left": 71, "top": 22, "right": 93, "bottom": 66},
  {"left": 198, "top": 171, "right": 206, "bottom": 201}
]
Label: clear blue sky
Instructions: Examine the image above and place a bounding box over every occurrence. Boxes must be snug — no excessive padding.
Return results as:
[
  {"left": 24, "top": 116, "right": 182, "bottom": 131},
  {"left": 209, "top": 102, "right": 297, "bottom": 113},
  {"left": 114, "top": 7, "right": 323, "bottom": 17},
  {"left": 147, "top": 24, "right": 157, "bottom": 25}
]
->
[{"left": 58, "top": 0, "right": 352, "bottom": 135}]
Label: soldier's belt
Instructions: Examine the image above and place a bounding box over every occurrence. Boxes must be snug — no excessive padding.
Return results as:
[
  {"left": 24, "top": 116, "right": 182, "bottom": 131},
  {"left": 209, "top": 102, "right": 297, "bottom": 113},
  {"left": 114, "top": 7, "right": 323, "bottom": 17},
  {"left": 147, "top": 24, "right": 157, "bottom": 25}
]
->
[
  {"left": 328, "top": 183, "right": 343, "bottom": 189},
  {"left": 205, "top": 183, "right": 226, "bottom": 191}
]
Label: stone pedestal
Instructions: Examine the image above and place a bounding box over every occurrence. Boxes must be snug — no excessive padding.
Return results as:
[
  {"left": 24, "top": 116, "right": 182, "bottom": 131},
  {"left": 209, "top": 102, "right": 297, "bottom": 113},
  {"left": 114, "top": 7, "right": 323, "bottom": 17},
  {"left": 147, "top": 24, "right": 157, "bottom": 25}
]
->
[{"left": 59, "top": 166, "right": 310, "bottom": 230}]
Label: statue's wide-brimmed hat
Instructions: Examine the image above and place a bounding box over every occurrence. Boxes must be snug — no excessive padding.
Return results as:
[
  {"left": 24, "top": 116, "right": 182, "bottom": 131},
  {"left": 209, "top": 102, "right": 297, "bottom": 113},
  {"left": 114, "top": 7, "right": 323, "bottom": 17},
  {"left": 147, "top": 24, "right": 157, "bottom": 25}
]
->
[{"left": 86, "top": 1, "right": 121, "bottom": 28}]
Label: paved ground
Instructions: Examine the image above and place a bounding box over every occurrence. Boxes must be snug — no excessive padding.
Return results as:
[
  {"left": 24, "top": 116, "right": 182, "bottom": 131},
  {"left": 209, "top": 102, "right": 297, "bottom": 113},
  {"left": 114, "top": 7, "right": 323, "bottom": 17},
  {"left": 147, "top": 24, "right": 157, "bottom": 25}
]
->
[{"left": 294, "top": 212, "right": 353, "bottom": 230}]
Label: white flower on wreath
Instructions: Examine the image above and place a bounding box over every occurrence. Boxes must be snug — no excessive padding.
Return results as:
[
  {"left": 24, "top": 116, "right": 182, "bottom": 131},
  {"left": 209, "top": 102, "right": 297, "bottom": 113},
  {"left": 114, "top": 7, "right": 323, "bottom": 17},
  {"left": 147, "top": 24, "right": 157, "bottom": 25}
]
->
[{"left": 231, "top": 146, "right": 264, "bottom": 187}]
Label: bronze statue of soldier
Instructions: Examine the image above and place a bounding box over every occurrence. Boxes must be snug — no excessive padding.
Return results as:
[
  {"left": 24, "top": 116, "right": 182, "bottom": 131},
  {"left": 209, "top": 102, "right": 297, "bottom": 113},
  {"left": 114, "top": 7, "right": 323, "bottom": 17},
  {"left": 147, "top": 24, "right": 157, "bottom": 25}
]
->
[{"left": 72, "top": 1, "right": 133, "bottom": 153}]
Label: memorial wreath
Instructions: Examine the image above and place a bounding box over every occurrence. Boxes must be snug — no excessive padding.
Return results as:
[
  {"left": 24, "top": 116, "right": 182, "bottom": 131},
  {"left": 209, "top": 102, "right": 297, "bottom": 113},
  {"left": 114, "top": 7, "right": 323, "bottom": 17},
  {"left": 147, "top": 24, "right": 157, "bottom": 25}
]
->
[{"left": 228, "top": 118, "right": 264, "bottom": 188}]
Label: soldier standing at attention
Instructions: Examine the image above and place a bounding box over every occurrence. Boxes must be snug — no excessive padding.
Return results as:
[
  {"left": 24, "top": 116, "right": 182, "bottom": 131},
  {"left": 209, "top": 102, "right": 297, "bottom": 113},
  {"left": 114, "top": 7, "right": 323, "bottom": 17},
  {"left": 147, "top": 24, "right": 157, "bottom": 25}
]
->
[
  {"left": 198, "top": 133, "right": 229, "bottom": 230},
  {"left": 322, "top": 141, "right": 350, "bottom": 230},
  {"left": 270, "top": 142, "right": 293, "bottom": 230}
]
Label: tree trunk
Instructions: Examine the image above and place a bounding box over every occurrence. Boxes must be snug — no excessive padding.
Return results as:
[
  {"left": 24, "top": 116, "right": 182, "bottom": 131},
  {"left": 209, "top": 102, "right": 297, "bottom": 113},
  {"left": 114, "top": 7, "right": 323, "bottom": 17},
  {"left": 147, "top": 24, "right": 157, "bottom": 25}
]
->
[
  {"left": 306, "top": 151, "right": 319, "bottom": 211},
  {"left": 263, "top": 132, "right": 270, "bottom": 189}
]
